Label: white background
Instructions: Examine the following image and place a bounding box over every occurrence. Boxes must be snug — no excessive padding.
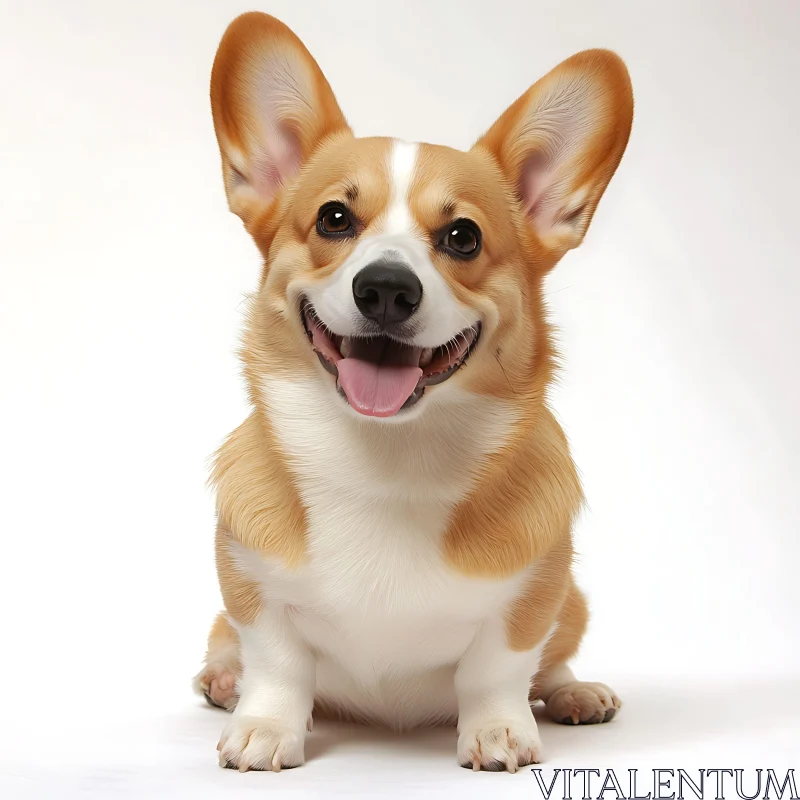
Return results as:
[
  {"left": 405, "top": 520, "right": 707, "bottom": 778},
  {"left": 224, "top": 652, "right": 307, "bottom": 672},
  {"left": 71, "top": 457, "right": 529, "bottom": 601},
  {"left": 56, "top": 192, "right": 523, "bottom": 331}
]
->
[{"left": 1, "top": 0, "right": 798, "bottom": 797}]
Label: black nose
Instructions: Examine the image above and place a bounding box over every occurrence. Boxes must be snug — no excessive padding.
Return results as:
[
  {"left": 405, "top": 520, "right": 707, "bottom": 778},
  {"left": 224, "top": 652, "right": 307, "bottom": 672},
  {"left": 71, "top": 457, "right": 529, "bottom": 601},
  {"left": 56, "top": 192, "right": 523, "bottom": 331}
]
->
[{"left": 352, "top": 263, "right": 422, "bottom": 326}]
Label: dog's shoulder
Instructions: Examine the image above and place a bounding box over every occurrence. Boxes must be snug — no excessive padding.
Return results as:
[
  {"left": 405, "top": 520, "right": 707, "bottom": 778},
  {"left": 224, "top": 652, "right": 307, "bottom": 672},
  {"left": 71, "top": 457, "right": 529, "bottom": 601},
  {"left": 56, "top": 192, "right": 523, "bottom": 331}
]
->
[
  {"left": 444, "top": 405, "right": 584, "bottom": 578},
  {"left": 211, "top": 411, "right": 307, "bottom": 565}
]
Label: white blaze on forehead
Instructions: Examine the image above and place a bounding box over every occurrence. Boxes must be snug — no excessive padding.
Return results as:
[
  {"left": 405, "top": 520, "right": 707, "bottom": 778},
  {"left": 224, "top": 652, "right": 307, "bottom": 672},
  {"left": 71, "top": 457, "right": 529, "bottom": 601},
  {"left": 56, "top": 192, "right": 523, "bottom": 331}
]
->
[{"left": 384, "top": 141, "right": 419, "bottom": 236}]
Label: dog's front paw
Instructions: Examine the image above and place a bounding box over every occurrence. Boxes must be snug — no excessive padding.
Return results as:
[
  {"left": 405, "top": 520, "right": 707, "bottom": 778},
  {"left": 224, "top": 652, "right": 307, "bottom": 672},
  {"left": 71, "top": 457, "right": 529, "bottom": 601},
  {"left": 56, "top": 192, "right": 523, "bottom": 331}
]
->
[
  {"left": 458, "top": 718, "right": 542, "bottom": 773},
  {"left": 546, "top": 681, "right": 621, "bottom": 725},
  {"left": 217, "top": 716, "right": 305, "bottom": 772}
]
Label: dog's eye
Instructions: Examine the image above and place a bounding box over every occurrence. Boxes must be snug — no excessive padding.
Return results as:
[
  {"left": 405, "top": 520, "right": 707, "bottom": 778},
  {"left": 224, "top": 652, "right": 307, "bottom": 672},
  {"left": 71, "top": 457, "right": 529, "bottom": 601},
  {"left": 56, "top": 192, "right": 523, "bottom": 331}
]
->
[
  {"left": 441, "top": 219, "right": 481, "bottom": 258},
  {"left": 317, "top": 204, "right": 354, "bottom": 237}
]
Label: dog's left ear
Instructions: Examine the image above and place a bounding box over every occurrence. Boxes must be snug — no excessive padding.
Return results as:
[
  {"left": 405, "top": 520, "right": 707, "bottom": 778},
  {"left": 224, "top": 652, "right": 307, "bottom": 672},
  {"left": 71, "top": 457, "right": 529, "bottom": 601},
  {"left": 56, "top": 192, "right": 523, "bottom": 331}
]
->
[{"left": 474, "top": 50, "right": 633, "bottom": 260}]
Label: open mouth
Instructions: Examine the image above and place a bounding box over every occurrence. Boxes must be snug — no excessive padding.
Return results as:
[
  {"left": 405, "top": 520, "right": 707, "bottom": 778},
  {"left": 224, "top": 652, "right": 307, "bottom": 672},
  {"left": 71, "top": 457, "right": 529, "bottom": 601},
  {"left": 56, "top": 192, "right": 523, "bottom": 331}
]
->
[{"left": 301, "top": 302, "right": 480, "bottom": 418}]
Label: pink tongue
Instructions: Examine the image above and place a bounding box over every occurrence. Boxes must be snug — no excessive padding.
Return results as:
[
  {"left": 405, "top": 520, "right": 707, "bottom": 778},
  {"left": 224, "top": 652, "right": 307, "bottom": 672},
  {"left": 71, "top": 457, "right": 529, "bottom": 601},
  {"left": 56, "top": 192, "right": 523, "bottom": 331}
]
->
[{"left": 337, "top": 359, "right": 423, "bottom": 417}]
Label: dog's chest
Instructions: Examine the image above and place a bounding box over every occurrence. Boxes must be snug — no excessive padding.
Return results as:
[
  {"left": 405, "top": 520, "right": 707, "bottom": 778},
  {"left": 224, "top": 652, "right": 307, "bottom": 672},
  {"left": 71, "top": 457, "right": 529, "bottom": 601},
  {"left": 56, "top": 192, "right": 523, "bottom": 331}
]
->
[{"left": 253, "top": 378, "right": 524, "bottom": 665}]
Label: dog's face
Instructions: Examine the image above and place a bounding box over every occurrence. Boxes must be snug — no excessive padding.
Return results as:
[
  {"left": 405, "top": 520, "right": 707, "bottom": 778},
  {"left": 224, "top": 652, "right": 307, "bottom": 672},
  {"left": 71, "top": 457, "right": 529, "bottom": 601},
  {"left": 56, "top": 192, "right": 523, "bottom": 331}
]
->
[{"left": 211, "top": 13, "right": 632, "bottom": 421}]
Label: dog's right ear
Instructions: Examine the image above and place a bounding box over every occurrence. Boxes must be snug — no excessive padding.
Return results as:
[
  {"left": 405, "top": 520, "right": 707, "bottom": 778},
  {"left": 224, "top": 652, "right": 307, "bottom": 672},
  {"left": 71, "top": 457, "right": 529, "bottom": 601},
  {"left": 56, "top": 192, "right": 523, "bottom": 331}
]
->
[{"left": 210, "top": 13, "right": 350, "bottom": 225}]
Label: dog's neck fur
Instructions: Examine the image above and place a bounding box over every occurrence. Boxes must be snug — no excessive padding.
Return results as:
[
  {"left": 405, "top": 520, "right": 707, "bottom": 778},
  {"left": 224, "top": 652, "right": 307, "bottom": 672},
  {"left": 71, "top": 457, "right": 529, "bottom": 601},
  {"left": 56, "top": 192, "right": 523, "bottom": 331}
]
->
[{"left": 258, "top": 374, "right": 520, "bottom": 505}]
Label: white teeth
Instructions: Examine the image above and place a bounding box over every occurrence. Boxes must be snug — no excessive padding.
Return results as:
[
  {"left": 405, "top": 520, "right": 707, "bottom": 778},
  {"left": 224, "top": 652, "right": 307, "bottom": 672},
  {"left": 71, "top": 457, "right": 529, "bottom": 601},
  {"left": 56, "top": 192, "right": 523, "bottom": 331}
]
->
[
  {"left": 340, "top": 338, "right": 351, "bottom": 358},
  {"left": 419, "top": 348, "right": 434, "bottom": 367}
]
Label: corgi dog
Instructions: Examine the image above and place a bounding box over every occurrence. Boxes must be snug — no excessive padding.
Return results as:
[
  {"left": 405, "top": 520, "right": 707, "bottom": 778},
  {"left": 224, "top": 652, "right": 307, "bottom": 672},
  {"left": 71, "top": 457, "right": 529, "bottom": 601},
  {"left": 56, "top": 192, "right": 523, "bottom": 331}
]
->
[{"left": 193, "top": 12, "right": 633, "bottom": 773}]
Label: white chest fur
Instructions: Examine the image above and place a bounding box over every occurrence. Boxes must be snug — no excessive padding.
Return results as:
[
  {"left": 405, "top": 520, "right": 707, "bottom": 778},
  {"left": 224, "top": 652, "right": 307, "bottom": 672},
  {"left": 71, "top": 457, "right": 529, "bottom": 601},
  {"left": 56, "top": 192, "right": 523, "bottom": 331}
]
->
[{"left": 238, "top": 377, "right": 526, "bottom": 725}]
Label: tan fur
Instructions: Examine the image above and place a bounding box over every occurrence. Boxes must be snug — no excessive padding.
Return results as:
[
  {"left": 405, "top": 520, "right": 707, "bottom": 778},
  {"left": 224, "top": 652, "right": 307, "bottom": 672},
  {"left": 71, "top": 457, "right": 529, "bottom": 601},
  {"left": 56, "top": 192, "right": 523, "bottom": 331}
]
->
[
  {"left": 505, "top": 536, "right": 574, "bottom": 652},
  {"left": 444, "top": 407, "right": 583, "bottom": 581},
  {"left": 215, "top": 525, "right": 263, "bottom": 626},
  {"left": 538, "top": 582, "right": 590, "bottom": 680},
  {"left": 205, "top": 610, "right": 239, "bottom": 657},
  {"left": 211, "top": 413, "right": 307, "bottom": 569},
  {"left": 201, "top": 12, "right": 633, "bottom": 748}
]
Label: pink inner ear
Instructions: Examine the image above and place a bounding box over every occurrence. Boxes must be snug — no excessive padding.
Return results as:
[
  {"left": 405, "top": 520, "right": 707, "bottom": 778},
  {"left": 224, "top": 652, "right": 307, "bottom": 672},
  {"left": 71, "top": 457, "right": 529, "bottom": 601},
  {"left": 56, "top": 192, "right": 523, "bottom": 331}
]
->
[
  {"left": 521, "top": 154, "right": 546, "bottom": 212},
  {"left": 251, "top": 124, "right": 302, "bottom": 201},
  {"left": 520, "top": 154, "right": 557, "bottom": 230}
]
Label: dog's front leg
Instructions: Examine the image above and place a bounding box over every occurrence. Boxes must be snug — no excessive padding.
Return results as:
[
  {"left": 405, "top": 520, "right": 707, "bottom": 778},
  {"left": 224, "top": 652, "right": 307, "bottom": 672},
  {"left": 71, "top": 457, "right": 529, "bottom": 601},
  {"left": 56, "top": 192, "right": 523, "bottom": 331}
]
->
[
  {"left": 455, "top": 620, "right": 548, "bottom": 772},
  {"left": 217, "top": 606, "right": 314, "bottom": 772}
]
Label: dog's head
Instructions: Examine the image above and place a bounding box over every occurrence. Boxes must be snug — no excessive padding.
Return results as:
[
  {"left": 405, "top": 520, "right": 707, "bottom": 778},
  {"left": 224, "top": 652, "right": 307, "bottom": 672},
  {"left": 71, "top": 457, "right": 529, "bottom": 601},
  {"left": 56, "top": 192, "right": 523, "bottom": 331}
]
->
[{"left": 211, "top": 13, "right": 632, "bottom": 421}]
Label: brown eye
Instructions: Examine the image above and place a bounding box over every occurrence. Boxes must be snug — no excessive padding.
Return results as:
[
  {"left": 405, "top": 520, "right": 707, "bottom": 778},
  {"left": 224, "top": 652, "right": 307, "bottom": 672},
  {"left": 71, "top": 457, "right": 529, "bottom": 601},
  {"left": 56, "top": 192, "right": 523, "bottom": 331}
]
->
[
  {"left": 317, "top": 204, "right": 354, "bottom": 237},
  {"left": 441, "top": 219, "right": 481, "bottom": 258}
]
